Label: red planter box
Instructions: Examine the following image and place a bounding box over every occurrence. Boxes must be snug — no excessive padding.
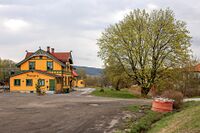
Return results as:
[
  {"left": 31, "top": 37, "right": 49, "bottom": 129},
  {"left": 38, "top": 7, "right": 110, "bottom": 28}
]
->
[{"left": 151, "top": 100, "right": 173, "bottom": 112}]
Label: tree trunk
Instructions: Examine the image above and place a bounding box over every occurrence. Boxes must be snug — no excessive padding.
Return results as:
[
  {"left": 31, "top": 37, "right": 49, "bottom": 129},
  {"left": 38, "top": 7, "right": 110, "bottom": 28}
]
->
[
  {"left": 115, "top": 79, "right": 121, "bottom": 91},
  {"left": 141, "top": 87, "right": 150, "bottom": 96}
]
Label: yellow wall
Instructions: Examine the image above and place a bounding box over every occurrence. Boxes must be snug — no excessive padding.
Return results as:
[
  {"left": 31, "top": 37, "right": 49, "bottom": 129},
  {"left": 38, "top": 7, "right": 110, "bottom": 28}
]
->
[
  {"left": 20, "top": 56, "right": 62, "bottom": 71},
  {"left": 63, "top": 76, "right": 69, "bottom": 88},
  {"left": 10, "top": 71, "right": 55, "bottom": 92},
  {"left": 11, "top": 55, "right": 74, "bottom": 92},
  {"left": 75, "top": 80, "right": 85, "bottom": 88}
]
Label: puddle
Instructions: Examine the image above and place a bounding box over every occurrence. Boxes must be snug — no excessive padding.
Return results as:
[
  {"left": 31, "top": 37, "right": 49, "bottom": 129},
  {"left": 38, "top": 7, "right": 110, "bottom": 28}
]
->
[{"left": 89, "top": 103, "right": 99, "bottom": 106}]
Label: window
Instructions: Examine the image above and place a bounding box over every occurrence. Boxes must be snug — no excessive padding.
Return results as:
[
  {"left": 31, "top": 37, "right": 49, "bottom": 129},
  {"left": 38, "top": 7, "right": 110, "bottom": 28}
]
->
[
  {"left": 29, "top": 62, "right": 35, "bottom": 70},
  {"left": 14, "top": 79, "right": 21, "bottom": 86},
  {"left": 38, "top": 79, "right": 45, "bottom": 86},
  {"left": 26, "top": 79, "right": 32, "bottom": 86},
  {"left": 47, "top": 61, "right": 53, "bottom": 71}
]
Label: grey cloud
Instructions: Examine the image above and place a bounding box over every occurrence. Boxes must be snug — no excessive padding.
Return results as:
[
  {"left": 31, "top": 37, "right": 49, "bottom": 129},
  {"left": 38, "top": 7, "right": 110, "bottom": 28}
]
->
[{"left": 0, "top": 0, "right": 200, "bottom": 67}]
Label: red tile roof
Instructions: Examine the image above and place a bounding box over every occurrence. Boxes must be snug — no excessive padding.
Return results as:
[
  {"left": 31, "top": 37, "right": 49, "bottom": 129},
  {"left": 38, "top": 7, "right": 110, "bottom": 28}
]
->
[
  {"left": 184, "top": 64, "right": 200, "bottom": 72},
  {"left": 51, "top": 52, "right": 70, "bottom": 63},
  {"left": 193, "top": 64, "right": 200, "bottom": 72},
  {"left": 25, "top": 52, "right": 33, "bottom": 58},
  {"left": 26, "top": 52, "right": 71, "bottom": 63}
]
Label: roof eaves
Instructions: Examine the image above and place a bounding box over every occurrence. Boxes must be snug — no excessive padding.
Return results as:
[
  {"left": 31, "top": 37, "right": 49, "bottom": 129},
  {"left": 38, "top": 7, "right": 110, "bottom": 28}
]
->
[
  {"left": 10, "top": 70, "right": 62, "bottom": 78},
  {"left": 16, "top": 49, "right": 66, "bottom": 67}
]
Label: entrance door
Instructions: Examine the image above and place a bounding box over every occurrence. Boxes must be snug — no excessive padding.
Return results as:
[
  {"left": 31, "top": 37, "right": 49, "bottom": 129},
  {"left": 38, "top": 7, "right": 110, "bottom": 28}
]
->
[{"left": 49, "top": 79, "right": 55, "bottom": 91}]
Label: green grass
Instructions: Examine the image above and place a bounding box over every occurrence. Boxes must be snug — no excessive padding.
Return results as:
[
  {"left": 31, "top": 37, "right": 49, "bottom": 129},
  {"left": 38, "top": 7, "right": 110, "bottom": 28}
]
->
[
  {"left": 91, "top": 88, "right": 138, "bottom": 99},
  {"left": 119, "top": 101, "right": 200, "bottom": 133},
  {"left": 148, "top": 101, "right": 200, "bottom": 133},
  {"left": 191, "top": 96, "right": 200, "bottom": 98},
  {"left": 130, "top": 111, "right": 165, "bottom": 133},
  {"left": 126, "top": 105, "right": 141, "bottom": 112},
  {"left": 124, "top": 105, "right": 168, "bottom": 133}
]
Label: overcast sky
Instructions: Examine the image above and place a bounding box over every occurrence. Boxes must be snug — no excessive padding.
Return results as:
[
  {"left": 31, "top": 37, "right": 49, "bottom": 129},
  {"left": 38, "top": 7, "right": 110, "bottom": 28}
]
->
[{"left": 0, "top": 0, "right": 200, "bottom": 68}]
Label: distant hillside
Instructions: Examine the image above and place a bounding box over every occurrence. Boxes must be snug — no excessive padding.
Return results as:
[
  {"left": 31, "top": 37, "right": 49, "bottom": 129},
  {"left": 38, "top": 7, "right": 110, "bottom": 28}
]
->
[{"left": 74, "top": 66, "right": 103, "bottom": 76}]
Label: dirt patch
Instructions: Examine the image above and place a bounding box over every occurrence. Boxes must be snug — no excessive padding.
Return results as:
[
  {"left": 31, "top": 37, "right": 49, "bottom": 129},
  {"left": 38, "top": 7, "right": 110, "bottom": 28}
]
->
[{"left": 26, "top": 102, "right": 58, "bottom": 108}]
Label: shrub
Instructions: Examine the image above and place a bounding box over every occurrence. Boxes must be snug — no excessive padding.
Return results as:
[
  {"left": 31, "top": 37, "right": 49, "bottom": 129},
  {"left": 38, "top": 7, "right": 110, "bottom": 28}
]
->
[
  {"left": 36, "top": 84, "right": 41, "bottom": 94},
  {"left": 99, "top": 88, "right": 104, "bottom": 92},
  {"left": 55, "top": 89, "right": 62, "bottom": 94},
  {"left": 63, "top": 88, "right": 69, "bottom": 93},
  {"left": 161, "top": 90, "right": 183, "bottom": 109},
  {"left": 184, "top": 88, "right": 200, "bottom": 98},
  {"left": 35, "top": 84, "right": 45, "bottom": 95}
]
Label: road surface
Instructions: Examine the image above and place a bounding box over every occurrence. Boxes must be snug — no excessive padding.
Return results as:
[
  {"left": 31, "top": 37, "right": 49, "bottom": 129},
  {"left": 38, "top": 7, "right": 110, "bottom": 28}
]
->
[{"left": 0, "top": 88, "right": 151, "bottom": 133}]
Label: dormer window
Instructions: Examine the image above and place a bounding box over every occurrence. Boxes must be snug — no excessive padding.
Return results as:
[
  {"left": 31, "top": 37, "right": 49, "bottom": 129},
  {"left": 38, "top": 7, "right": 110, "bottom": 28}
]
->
[
  {"left": 29, "top": 61, "right": 35, "bottom": 70},
  {"left": 47, "top": 61, "right": 53, "bottom": 71}
]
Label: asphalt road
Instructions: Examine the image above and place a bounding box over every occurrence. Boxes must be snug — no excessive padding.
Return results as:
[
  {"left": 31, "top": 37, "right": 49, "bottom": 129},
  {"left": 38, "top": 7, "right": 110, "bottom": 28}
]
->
[{"left": 0, "top": 88, "right": 151, "bottom": 133}]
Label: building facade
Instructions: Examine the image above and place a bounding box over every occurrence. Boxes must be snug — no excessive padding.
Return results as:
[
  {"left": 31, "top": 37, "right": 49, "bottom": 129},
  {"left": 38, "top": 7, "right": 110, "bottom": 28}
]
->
[
  {"left": 75, "top": 79, "right": 86, "bottom": 88},
  {"left": 10, "top": 47, "right": 77, "bottom": 93}
]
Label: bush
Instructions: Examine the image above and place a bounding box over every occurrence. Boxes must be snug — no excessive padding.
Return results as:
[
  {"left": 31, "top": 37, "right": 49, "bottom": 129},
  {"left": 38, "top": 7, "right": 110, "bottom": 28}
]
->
[
  {"left": 36, "top": 84, "right": 41, "bottom": 94},
  {"left": 55, "top": 89, "right": 62, "bottom": 94},
  {"left": 184, "top": 88, "right": 200, "bottom": 97},
  {"left": 35, "top": 84, "right": 45, "bottom": 95},
  {"left": 62, "top": 88, "right": 69, "bottom": 93},
  {"left": 161, "top": 90, "right": 183, "bottom": 109},
  {"left": 99, "top": 88, "right": 104, "bottom": 92}
]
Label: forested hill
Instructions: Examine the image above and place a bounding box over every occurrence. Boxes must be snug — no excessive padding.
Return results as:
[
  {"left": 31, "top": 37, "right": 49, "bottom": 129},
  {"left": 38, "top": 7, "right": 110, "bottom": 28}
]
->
[{"left": 74, "top": 66, "right": 103, "bottom": 76}]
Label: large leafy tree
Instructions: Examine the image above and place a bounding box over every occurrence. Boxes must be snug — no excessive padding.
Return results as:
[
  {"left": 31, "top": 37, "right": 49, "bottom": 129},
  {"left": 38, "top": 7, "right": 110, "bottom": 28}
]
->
[
  {"left": 104, "top": 58, "right": 133, "bottom": 90},
  {"left": 97, "top": 9, "right": 192, "bottom": 95},
  {"left": 0, "top": 58, "right": 16, "bottom": 80}
]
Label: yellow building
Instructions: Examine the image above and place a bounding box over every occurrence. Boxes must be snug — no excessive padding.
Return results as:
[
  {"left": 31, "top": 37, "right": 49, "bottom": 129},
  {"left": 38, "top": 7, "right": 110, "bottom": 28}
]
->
[
  {"left": 10, "top": 47, "right": 77, "bottom": 93},
  {"left": 75, "top": 79, "right": 85, "bottom": 88}
]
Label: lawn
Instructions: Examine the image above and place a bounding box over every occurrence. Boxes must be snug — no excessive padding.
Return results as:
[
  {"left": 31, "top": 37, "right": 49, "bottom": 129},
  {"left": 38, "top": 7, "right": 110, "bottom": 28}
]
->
[
  {"left": 117, "top": 101, "right": 200, "bottom": 133},
  {"left": 148, "top": 101, "right": 200, "bottom": 133},
  {"left": 122, "top": 105, "right": 168, "bottom": 133},
  {"left": 91, "top": 88, "right": 138, "bottom": 99}
]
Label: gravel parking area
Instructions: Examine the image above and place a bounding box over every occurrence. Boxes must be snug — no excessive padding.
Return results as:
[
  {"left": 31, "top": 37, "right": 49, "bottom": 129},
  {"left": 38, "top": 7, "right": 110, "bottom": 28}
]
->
[{"left": 0, "top": 90, "right": 151, "bottom": 133}]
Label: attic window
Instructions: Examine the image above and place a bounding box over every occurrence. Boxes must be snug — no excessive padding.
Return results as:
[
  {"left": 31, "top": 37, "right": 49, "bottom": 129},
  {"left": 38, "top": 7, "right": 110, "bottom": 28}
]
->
[
  {"left": 39, "top": 56, "right": 42, "bottom": 59},
  {"left": 47, "top": 61, "right": 53, "bottom": 71},
  {"left": 29, "top": 62, "right": 35, "bottom": 70}
]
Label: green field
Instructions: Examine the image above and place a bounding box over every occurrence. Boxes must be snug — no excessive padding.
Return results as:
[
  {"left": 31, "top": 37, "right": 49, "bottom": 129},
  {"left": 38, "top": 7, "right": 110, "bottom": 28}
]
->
[{"left": 91, "top": 88, "right": 138, "bottom": 99}]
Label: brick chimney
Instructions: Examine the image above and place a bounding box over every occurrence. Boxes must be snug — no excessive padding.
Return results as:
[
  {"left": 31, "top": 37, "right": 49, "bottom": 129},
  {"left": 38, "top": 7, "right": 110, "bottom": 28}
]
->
[
  {"left": 47, "top": 46, "right": 50, "bottom": 53},
  {"left": 51, "top": 48, "right": 55, "bottom": 53}
]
